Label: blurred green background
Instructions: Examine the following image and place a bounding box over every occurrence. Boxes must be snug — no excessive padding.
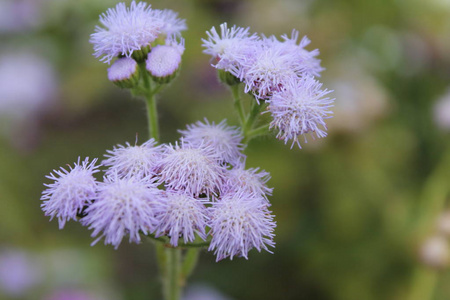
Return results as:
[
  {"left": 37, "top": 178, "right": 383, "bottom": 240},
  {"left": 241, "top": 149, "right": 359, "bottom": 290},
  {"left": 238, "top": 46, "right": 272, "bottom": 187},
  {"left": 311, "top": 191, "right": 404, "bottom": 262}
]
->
[{"left": 1, "top": 0, "right": 450, "bottom": 299}]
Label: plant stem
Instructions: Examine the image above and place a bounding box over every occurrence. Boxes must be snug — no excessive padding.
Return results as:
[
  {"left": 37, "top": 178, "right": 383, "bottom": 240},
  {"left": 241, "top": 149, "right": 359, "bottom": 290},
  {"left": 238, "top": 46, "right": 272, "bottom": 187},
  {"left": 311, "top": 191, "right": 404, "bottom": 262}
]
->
[
  {"left": 146, "top": 91, "right": 159, "bottom": 141},
  {"left": 231, "top": 84, "right": 246, "bottom": 127},
  {"left": 140, "top": 63, "right": 160, "bottom": 141},
  {"left": 181, "top": 248, "right": 200, "bottom": 285},
  {"left": 164, "top": 247, "right": 182, "bottom": 300}
]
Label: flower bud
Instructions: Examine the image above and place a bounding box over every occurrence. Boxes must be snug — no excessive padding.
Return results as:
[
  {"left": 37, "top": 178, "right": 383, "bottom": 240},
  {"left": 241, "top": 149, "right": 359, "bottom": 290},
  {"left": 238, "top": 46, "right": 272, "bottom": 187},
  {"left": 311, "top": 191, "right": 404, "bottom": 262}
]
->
[
  {"left": 107, "top": 57, "right": 139, "bottom": 89},
  {"left": 145, "top": 41, "right": 184, "bottom": 84}
]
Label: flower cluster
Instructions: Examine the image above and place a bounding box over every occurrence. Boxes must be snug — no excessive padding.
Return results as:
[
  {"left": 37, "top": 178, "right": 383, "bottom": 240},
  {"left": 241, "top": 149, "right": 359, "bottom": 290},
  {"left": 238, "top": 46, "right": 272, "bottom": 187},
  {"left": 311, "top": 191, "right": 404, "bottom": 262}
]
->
[
  {"left": 90, "top": 1, "right": 186, "bottom": 86},
  {"left": 202, "top": 23, "right": 334, "bottom": 148},
  {"left": 41, "top": 120, "right": 276, "bottom": 260}
]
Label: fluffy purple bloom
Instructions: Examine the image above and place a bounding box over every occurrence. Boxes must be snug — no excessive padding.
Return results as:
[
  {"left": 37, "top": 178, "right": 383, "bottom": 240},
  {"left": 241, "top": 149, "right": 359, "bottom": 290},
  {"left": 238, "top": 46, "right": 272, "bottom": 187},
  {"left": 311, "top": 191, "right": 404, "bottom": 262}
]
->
[
  {"left": 90, "top": 1, "right": 163, "bottom": 63},
  {"left": 269, "top": 30, "right": 324, "bottom": 77},
  {"left": 240, "top": 46, "right": 306, "bottom": 100},
  {"left": 208, "top": 191, "right": 276, "bottom": 261},
  {"left": 266, "top": 76, "right": 334, "bottom": 148},
  {"left": 202, "top": 23, "right": 259, "bottom": 72},
  {"left": 102, "top": 139, "right": 164, "bottom": 178},
  {"left": 155, "top": 191, "right": 209, "bottom": 246},
  {"left": 146, "top": 39, "right": 184, "bottom": 78},
  {"left": 158, "top": 140, "right": 225, "bottom": 197},
  {"left": 82, "top": 175, "right": 164, "bottom": 249},
  {"left": 224, "top": 166, "right": 273, "bottom": 201},
  {"left": 107, "top": 57, "right": 138, "bottom": 82},
  {"left": 153, "top": 9, "right": 187, "bottom": 37},
  {"left": 178, "top": 119, "right": 244, "bottom": 166},
  {"left": 41, "top": 158, "right": 99, "bottom": 229}
]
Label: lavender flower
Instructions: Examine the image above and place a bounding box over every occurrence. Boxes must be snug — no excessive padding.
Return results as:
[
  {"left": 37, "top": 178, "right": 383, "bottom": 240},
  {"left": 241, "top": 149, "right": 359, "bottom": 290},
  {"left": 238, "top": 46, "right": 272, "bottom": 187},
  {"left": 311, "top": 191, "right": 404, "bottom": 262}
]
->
[
  {"left": 41, "top": 158, "right": 99, "bottom": 229},
  {"left": 107, "top": 57, "right": 139, "bottom": 88},
  {"left": 178, "top": 119, "right": 244, "bottom": 166},
  {"left": 158, "top": 140, "right": 225, "bottom": 197},
  {"left": 90, "top": 1, "right": 163, "bottom": 63},
  {"left": 209, "top": 191, "right": 276, "bottom": 261},
  {"left": 266, "top": 76, "right": 334, "bottom": 148},
  {"left": 82, "top": 175, "right": 164, "bottom": 249},
  {"left": 224, "top": 166, "right": 273, "bottom": 200},
  {"left": 153, "top": 9, "right": 187, "bottom": 38},
  {"left": 240, "top": 46, "right": 305, "bottom": 100},
  {"left": 273, "top": 30, "right": 324, "bottom": 77},
  {"left": 202, "top": 23, "right": 259, "bottom": 72},
  {"left": 146, "top": 39, "right": 184, "bottom": 80},
  {"left": 155, "top": 191, "right": 209, "bottom": 246},
  {"left": 102, "top": 139, "right": 163, "bottom": 179}
]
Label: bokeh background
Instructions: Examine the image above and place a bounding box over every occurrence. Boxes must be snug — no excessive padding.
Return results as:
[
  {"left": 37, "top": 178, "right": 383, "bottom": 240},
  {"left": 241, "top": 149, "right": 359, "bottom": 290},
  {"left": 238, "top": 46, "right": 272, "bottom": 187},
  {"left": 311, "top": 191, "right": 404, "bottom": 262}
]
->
[{"left": 1, "top": 0, "right": 450, "bottom": 299}]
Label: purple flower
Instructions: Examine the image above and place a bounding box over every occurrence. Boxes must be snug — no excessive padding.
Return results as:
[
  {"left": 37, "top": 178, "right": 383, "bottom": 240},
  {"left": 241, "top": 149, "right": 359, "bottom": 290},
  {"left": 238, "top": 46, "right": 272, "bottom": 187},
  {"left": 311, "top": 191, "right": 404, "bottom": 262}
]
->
[
  {"left": 224, "top": 166, "right": 272, "bottom": 201},
  {"left": 90, "top": 1, "right": 163, "bottom": 63},
  {"left": 178, "top": 119, "right": 244, "bottom": 166},
  {"left": 271, "top": 30, "right": 324, "bottom": 77},
  {"left": 158, "top": 141, "right": 225, "bottom": 197},
  {"left": 102, "top": 139, "right": 164, "bottom": 179},
  {"left": 240, "top": 46, "right": 305, "bottom": 100},
  {"left": 146, "top": 39, "right": 184, "bottom": 78},
  {"left": 202, "top": 23, "right": 259, "bottom": 73},
  {"left": 208, "top": 191, "right": 276, "bottom": 261},
  {"left": 266, "top": 76, "right": 334, "bottom": 148},
  {"left": 153, "top": 9, "right": 187, "bottom": 38},
  {"left": 81, "top": 175, "right": 164, "bottom": 249},
  {"left": 107, "top": 57, "right": 138, "bottom": 82},
  {"left": 41, "top": 158, "right": 99, "bottom": 229},
  {"left": 155, "top": 191, "right": 209, "bottom": 246}
]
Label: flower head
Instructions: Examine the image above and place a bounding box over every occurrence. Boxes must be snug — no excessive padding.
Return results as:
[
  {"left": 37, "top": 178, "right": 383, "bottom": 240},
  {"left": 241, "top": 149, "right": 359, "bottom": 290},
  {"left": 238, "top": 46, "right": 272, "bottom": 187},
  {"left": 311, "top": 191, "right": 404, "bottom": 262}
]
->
[
  {"left": 107, "top": 57, "right": 139, "bottom": 88},
  {"left": 241, "top": 46, "right": 305, "bottom": 100},
  {"left": 178, "top": 119, "right": 244, "bottom": 166},
  {"left": 146, "top": 39, "right": 184, "bottom": 80},
  {"left": 102, "top": 139, "right": 164, "bottom": 179},
  {"left": 41, "top": 158, "right": 99, "bottom": 229},
  {"left": 90, "top": 1, "right": 163, "bottom": 63},
  {"left": 208, "top": 191, "right": 276, "bottom": 261},
  {"left": 267, "top": 76, "right": 334, "bottom": 148},
  {"left": 82, "top": 175, "right": 164, "bottom": 249},
  {"left": 202, "top": 23, "right": 259, "bottom": 72},
  {"left": 276, "top": 30, "right": 324, "bottom": 77},
  {"left": 153, "top": 9, "right": 187, "bottom": 38},
  {"left": 158, "top": 140, "right": 225, "bottom": 197},
  {"left": 155, "top": 191, "right": 209, "bottom": 246},
  {"left": 224, "top": 166, "right": 272, "bottom": 200}
]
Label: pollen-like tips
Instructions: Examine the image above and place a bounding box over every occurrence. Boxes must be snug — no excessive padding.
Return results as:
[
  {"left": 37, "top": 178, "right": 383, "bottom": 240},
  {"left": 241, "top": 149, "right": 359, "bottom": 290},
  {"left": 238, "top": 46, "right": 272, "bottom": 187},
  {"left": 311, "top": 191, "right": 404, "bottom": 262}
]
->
[
  {"left": 158, "top": 141, "right": 225, "bottom": 197},
  {"left": 81, "top": 175, "right": 164, "bottom": 249},
  {"left": 178, "top": 119, "right": 244, "bottom": 166},
  {"left": 223, "top": 167, "right": 273, "bottom": 201},
  {"left": 155, "top": 191, "right": 209, "bottom": 246},
  {"left": 146, "top": 40, "right": 184, "bottom": 84},
  {"left": 267, "top": 76, "right": 334, "bottom": 149},
  {"left": 90, "top": 1, "right": 163, "bottom": 64},
  {"left": 41, "top": 158, "right": 99, "bottom": 229},
  {"left": 102, "top": 139, "right": 164, "bottom": 179},
  {"left": 107, "top": 57, "right": 139, "bottom": 89},
  {"left": 208, "top": 191, "right": 276, "bottom": 261}
]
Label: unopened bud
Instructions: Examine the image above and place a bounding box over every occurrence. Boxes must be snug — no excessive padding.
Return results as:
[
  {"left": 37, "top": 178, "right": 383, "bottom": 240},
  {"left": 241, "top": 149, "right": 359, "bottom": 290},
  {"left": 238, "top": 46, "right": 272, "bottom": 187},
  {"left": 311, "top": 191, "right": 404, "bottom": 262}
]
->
[
  {"left": 145, "top": 41, "right": 184, "bottom": 84},
  {"left": 107, "top": 57, "right": 139, "bottom": 89}
]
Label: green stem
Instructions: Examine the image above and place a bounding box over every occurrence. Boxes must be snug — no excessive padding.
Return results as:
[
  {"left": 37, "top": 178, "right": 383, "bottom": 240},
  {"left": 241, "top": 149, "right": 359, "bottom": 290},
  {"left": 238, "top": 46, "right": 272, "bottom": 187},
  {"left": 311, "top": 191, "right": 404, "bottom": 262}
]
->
[
  {"left": 140, "top": 63, "right": 160, "bottom": 141},
  {"left": 181, "top": 248, "right": 200, "bottom": 285},
  {"left": 242, "top": 101, "right": 266, "bottom": 144},
  {"left": 246, "top": 124, "right": 270, "bottom": 140},
  {"left": 164, "top": 247, "right": 182, "bottom": 300},
  {"left": 146, "top": 91, "right": 159, "bottom": 141},
  {"left": 231, "top": 84, "right": 246, "bottom": 127}
]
